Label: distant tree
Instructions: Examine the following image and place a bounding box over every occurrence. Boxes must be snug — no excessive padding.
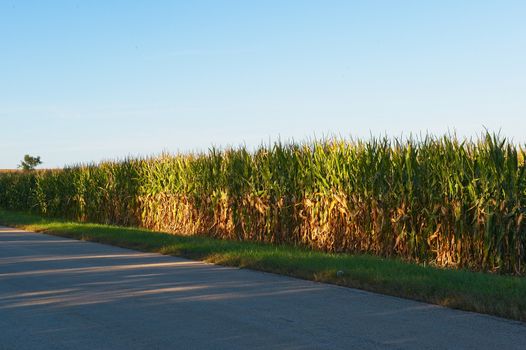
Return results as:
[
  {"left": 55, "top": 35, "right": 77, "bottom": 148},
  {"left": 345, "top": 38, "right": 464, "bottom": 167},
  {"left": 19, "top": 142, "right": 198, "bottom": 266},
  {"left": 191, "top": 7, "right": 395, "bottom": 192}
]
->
[{"left": 18, "top": 154, "right": 42, "bottom": 171}]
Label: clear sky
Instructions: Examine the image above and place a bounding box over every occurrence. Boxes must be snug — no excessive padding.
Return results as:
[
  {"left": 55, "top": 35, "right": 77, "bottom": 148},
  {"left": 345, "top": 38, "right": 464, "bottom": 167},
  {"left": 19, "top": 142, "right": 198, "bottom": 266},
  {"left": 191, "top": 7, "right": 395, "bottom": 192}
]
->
[{"left": 1, "top": 1, "right": 525, "bottom": 168}]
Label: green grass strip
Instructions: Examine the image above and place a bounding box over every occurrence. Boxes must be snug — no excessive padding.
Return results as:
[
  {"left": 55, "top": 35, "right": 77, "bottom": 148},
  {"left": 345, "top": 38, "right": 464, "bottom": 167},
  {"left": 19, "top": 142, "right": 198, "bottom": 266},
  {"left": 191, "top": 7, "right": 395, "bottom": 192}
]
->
[{"left": 1, "top": 209, "right": 525, "bottom": 322}]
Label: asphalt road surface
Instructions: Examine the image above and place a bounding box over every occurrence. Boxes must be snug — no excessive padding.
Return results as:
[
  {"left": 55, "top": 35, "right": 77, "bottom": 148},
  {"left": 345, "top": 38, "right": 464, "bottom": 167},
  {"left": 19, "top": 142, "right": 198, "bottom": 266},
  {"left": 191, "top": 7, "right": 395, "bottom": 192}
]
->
[{"left": 1, "top": 226, "right": 525, "bottom": 350}]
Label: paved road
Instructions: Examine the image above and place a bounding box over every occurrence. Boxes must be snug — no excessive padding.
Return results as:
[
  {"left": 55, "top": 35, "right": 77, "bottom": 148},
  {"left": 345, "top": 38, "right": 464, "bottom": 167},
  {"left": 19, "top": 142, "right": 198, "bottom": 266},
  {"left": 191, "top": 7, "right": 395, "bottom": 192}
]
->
[{"left": 1, "top": 226, "right": 525, "bottom": 350}]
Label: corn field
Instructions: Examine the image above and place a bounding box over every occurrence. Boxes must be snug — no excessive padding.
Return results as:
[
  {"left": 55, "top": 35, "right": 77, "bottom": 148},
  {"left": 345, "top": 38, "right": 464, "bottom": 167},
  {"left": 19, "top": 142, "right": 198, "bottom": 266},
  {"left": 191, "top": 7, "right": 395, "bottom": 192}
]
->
[{"left": 1, "top": 133, "right": 525, "bottom": 273}]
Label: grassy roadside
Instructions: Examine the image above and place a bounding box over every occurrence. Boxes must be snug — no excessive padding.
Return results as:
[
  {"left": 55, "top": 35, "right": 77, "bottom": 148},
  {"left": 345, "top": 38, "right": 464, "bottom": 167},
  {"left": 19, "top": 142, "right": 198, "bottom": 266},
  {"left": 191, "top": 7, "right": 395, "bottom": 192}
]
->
[{"left": 1, "top": 209, "right": 525, "bottom": 322}]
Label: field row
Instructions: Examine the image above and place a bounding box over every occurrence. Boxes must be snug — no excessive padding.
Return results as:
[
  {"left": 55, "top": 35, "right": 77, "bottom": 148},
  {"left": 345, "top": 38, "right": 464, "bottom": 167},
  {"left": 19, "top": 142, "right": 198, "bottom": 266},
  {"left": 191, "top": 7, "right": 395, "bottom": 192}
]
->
[{"left": 1, "top": 134, "right": 525, "bottom": 273}]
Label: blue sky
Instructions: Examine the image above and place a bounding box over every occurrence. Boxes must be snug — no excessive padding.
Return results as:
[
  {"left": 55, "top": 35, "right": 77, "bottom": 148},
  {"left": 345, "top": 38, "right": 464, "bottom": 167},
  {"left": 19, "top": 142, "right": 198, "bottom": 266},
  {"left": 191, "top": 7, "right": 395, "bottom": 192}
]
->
[{"left": 1, "top": 1, "right": 525, "bottom": 168}]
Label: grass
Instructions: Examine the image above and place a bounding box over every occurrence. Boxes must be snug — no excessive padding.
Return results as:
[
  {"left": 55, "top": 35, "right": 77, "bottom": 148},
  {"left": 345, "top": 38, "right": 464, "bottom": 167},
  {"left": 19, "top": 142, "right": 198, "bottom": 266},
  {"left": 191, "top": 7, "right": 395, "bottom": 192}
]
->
[{"left": 1, "top": 209, "right": 525, "bottom": 322}]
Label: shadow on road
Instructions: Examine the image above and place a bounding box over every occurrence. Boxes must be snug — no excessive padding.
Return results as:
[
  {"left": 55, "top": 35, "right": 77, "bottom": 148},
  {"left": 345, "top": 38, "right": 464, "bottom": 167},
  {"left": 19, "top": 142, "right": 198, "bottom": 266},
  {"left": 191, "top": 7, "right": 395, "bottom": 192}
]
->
[{"left": 1, "top": 226, "right": 525, "bottom": 350}]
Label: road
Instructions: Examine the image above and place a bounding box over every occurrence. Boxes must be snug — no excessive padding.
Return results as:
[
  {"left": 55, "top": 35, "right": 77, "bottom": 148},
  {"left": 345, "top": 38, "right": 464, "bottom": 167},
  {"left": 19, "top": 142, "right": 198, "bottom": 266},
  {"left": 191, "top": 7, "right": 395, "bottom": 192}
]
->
[{"left": 0, "top": 226, "right": 525, "bottom": 349}]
